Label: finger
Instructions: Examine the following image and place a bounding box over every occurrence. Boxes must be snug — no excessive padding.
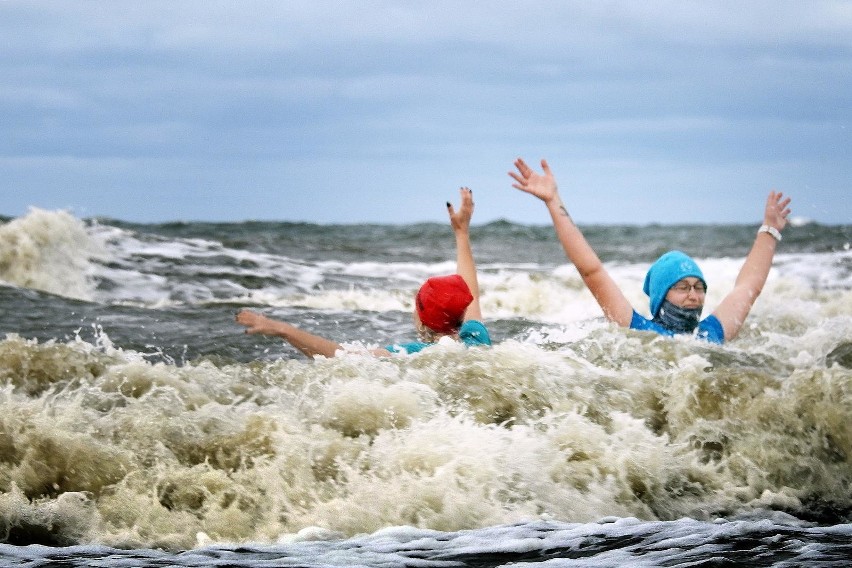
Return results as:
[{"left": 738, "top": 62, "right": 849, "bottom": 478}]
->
[
  {"left": 540, "top": 159, "right": 551, "bottom": 174},
  {"left": 508, "top": 172, "right": 525, "bottom": 185}
]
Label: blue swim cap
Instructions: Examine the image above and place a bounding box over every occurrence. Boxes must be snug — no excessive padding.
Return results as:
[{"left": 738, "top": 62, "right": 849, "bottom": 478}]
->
[{"left": 643, "top": 251, "right": 706, "bottom": 317}]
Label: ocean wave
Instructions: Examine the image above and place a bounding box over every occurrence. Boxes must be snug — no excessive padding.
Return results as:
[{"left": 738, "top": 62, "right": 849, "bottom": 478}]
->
[
  {"left": 1, "top": 320, "right": 850, "bottom": 549},
  {"left": 0, "top": 209, "right": 105, "bottom": 301}
]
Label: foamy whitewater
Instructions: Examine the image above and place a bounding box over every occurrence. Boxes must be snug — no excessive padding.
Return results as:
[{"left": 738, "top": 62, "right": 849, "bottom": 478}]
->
[{"left": 1, "top": 208, "right": 851, "bottom": 566}]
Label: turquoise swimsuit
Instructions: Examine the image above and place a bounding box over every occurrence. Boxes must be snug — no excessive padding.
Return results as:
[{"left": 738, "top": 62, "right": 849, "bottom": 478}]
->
[
  {"left": 386, "top": 320, "right": 492, "bottom": 354},
  {"left": 630, "top": 311, "right": 724, "bottom": 344}
]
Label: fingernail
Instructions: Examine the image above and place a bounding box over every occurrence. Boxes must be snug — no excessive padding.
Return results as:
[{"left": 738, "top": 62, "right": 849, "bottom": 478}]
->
[{"left": 446, "top": 202, "right": 451, "bottom": 207}]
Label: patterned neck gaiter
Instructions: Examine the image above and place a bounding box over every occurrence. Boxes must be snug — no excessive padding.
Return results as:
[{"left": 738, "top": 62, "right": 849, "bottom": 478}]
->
[{"left": 653, "top": 300, "right": 702, "bottom": 334}]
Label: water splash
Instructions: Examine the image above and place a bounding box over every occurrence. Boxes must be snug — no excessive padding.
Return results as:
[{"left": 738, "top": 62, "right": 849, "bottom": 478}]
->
[{"left": 0, "top": 209, "right": 105, "bottom": 301}]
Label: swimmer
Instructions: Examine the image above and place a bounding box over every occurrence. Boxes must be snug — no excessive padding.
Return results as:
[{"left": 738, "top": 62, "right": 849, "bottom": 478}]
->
[
  {"left": 510, "top": 158, "right": 791, "bottom": 343},
  {"left": 236, "top": 187, "right": 491, "bottom": 356}
]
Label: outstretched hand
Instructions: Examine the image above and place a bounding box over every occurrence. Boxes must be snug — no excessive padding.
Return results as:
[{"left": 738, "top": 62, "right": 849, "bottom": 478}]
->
[
  {"left": 509, "top": 158, "right": 559, "bottom": 204},
  {"left": 236, "top": 309, "right": 280, "bottom": 335},
  {"left": 764, "top": 191, "right": 792, "bottom": 232},
  {"left": 447, "top": 186, "right": 474, "bottom": 233},
  {"left": 236, "top": 308, "right": 346, "bottom": 357}
]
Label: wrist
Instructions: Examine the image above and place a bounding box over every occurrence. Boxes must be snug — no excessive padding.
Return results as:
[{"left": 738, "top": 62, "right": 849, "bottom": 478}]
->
[
  {"left": 544, "top": 194, "right": 564, "bottom": 210},
  {"left": 758, "top": 224, "right": 782, "bottom": 242}
]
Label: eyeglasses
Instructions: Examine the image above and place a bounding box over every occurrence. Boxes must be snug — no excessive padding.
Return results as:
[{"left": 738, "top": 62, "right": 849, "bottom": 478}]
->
[{"left": 670, "top": 281, "right": 706, "bottom": 294}]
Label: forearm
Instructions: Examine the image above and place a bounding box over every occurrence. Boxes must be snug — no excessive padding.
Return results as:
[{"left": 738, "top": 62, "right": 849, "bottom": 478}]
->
[
  {"left": 454, "top": 228, "right": 482, "bottom": 320},
  {"left": 734, "top": 232, "right": 778, "bottom": 294},
  {"left": 240, "top": 312, "right": 342, "bottom": 358},
  {"left": 281, "top": 324, "right": 343, "bottom": 358},
  {"left": 545, "top": 196, "right": 605, "bottom": 279},
  {"left": 454, "top": 229, "right": 479, "bottom": 297},
  {"left": 735, "top": 190, "right": 790, "bottom": 293}
]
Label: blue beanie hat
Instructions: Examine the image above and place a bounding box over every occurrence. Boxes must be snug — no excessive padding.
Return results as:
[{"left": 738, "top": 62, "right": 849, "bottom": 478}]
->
[{"left": 643, "top": 251, "right": 706, "bottom": 317}]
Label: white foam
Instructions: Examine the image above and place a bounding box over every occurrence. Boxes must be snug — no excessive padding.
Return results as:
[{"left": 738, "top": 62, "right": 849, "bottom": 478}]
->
[{"left": 0, "top": 208, "right": 106, "bottom": 300}]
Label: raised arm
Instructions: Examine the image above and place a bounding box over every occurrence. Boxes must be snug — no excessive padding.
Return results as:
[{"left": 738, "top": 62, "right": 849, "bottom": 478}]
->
[
  {"left": 509, "top": 158, "right": 633, "bottom": 326},
  {"left": 711, "top": 191, "right": 791, "bottom": 341},
  {"left": 236, "top": 309, "right": 343, "bottom": 358},
  {"left": 447, "top": 187, "right": 482, "bottom": 322}
]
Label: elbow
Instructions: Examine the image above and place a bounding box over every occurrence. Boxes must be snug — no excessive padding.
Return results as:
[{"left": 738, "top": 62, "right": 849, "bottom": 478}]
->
[
  {"left": 577, "top": 262, "right": 605, "bottom": 282},
  {"left": 603, "top": 307, "right": 632, "bottom": 328},
  {"left": 743, "top": 284, "right": 763, "bottom": 301}
]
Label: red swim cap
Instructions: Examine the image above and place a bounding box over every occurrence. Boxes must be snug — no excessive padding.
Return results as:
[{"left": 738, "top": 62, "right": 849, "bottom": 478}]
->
[{"left": 415, "top": 274, "right": 473, "bottom": 334}]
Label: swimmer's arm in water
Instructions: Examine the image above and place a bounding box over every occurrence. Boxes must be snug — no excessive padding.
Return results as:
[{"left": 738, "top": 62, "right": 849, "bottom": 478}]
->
[
  {"left": 448, "top": 187, "right": 482, "bottom": 322},
  {"left": 510, "top": 157, "right": 632, "bottom": 326},
  {"left": 236, "top": 310, "right": 392, "bottom": 358},
  {"left": 712, "top": 190, "right": 791, "bottom": 341}
]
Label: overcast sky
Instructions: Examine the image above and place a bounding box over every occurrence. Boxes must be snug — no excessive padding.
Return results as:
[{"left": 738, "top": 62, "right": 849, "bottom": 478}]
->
[{"left": 2, "top": 1, "right": 850, "bottom": 225}]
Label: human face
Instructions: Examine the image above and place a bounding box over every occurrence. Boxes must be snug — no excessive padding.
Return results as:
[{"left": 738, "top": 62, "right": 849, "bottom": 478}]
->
[{"left": 665, "top": 277, "right": 706, "bottom": 309}]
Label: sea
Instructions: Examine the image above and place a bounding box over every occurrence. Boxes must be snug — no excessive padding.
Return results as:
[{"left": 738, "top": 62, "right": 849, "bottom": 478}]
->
[{"left": 0, "top": 207, "right": 851, "bottom": 567}]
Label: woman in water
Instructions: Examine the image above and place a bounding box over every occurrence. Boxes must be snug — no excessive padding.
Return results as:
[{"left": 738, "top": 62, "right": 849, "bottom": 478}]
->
[
  {"left": 509, "top": 158, "right": 791, "bottom": 343},
  {"left": 236, "top": 187, "right": 491, "bottom": 357}
]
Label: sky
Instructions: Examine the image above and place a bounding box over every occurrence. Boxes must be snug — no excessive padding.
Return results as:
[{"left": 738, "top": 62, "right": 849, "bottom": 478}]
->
[{"left": 2, "top": 1, "right": 851, "bottom": 226}]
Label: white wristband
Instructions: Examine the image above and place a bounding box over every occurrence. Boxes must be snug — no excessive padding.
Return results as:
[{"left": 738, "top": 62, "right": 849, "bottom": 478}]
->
[{"left": 758, "top": 224, "right": 782, "bottom": 242}]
